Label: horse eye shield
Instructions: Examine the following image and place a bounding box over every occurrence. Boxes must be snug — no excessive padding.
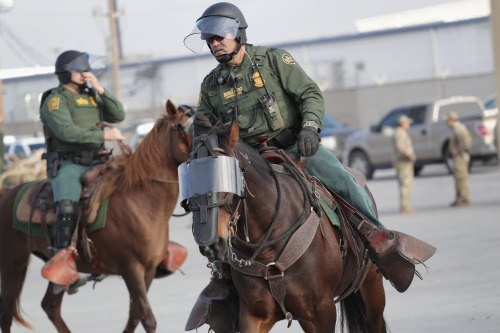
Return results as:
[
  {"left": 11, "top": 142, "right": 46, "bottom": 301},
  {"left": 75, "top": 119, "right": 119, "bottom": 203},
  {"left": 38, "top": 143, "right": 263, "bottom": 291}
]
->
[
  {"left": 179, "top": 155, "right": 244, "bottom": 247},
  {"left": 178, "top": 156, "right": 243, "bottom": 201}
]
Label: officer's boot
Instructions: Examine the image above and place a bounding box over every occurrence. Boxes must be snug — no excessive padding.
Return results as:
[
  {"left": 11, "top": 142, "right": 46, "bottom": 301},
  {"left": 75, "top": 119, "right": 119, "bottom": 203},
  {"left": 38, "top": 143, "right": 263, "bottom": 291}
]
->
[
  {"left": 45, "top": 200, "right": 87, "bottom": 294},
  {"left": 185, "top": 261, "right": 239, "bottom": 333},
  {"left": 54, "top": 199, "right": 78, "bottom": 251}
]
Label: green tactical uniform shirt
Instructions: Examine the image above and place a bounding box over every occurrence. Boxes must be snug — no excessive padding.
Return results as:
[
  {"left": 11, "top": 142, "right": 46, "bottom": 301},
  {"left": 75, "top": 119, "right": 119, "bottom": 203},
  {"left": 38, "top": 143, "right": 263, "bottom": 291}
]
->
[
  {"left": 40, "top": 86, "right": 125, "bottom": 153},
  {"left": 40, "top": 85, "right": 125, "bottom": 203},
  {"left": 196, "top": 44, "right": 324, "bottom": 146},
  {"left": 193, "top": 44, "right": 385, "bottom": 229}
]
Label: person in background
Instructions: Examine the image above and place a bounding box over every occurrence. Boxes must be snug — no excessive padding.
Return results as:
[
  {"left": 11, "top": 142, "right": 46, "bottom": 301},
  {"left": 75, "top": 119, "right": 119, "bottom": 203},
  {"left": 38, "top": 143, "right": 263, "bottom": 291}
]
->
[
  {"left": 39, "top": 50, "right": 126, "bottom": 292},
  {"left": 445, "top": 111, "right": 472, "bottom": 207},
  {"left": 393, "top": 115, "right": 417, "bottom": 213}
]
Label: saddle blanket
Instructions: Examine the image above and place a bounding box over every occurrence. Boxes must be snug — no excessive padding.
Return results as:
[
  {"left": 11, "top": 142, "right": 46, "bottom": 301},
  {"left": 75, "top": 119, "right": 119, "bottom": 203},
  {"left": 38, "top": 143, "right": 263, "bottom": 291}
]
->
[{"left": 12, "top": 181, "right": 109, "bottom": 237}]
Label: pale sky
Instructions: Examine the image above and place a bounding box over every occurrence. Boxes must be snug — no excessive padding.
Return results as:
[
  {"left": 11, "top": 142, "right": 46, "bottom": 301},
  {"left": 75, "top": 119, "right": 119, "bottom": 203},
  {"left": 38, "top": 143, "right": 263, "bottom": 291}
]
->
[{"left": 0, "top": 0, "right": 465, "bottom": 69}]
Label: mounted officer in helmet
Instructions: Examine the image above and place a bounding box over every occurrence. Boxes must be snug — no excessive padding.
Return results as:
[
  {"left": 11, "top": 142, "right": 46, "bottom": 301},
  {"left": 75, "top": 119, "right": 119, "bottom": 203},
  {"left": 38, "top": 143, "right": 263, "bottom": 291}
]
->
[
  {"left": 39, "top": 50, "right": 125, "bottom": 291},
  {"left": 183, "top": 3, "right": 436, "bottom": 332}
]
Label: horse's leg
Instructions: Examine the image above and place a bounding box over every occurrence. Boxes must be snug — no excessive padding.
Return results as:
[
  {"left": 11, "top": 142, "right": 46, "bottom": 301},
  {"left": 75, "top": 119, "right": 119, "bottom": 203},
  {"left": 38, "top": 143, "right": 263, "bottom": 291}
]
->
[
  {"left": 359, "top": 265, "right": 387, "bottom": 333},
  {"left": 41, "top": 283, "right": 70, "bottom": 333},
  {"left": 122, "top": 266, "right": 156, "bottom": 333},
  {"left": 238, "top": 301, "right": 278, "bottom": 333},
  {"left": 298, "top": 320, "right": 316, "bottom": 333}
]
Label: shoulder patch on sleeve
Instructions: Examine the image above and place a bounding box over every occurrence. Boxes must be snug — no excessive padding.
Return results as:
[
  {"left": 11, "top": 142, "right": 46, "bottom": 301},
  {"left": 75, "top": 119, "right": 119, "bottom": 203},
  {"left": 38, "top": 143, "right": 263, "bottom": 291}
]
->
[
  {"left": 198, "top": 92, "right": 202, "bottom": 106},
  {"left": 48, "top": 97, "right": 60, "bottom": 111},
  {"left": 282, "top": 53, "right": 296, "bottom": 65}
]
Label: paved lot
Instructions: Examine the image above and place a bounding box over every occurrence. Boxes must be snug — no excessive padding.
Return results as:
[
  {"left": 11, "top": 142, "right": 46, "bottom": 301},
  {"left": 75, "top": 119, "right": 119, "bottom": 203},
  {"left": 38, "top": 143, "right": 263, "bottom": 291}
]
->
[{"left": 7, "top": 162, "right": 500, "bottom": 332}]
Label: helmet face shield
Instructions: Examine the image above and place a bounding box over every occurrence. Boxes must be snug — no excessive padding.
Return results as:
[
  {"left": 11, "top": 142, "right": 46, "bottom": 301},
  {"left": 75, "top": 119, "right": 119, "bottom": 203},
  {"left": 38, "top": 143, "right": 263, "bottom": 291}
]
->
[
  {"left": 184, "top": 16, "right": 239, "bottom": 53},
  {"left": 64, "top": 53, "right": 108, "bottom": 76}
]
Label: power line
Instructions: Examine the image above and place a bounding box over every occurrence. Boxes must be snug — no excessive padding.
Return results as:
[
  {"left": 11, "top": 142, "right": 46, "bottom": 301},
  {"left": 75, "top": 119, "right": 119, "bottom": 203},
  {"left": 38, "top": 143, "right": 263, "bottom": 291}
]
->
[{"left": 0, "top": 20, "right": 52, "bottom": 67}]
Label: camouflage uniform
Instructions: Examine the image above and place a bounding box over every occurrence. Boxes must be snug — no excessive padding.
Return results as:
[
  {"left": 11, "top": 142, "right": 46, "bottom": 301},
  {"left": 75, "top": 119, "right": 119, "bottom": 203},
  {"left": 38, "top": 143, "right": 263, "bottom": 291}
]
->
[
  {"left": 449, "top": 120, "right": 472, "bottom": 205},
  {"left": 393, "top": 125, "right": 416, "bottom": 211}
]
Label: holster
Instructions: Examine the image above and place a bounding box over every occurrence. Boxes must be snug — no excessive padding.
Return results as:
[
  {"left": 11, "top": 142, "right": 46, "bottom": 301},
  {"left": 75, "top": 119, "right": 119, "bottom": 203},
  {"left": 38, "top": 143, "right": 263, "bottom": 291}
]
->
[
  {"left": 185, "top": 276, "right": 239, "bottom": 333},
  {"left": 368, "top": 229, "right": 436, "bottom": 292},
  {"left": 42, "top": 152, "right": 62, "bottom": 178}
]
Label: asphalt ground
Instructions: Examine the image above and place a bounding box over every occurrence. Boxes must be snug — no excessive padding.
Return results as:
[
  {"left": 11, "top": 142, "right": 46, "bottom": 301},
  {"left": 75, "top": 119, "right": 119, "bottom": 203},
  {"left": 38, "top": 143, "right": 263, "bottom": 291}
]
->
[{"left": 6, "top": 162, "right": 500, "bottom": 333}]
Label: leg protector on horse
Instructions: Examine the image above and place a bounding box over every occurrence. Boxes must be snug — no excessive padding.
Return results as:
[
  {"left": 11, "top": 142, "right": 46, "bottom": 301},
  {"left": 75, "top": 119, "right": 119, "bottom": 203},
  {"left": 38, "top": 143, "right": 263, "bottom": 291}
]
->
[
  {"left": 368, "top": 229, "right": 436, "bottom": 293},
  {"left": 185, "top": 263, "right": 239, "bottom": 333},
  {"left": 54, "top": 200, "right": 78, "bottom": 249}
]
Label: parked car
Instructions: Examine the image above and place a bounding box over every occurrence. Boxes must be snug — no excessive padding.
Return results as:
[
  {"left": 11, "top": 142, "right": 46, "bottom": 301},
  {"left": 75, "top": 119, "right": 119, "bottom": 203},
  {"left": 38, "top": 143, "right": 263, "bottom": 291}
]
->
[
  {"left": 320, "top": 114, "right": 360, "bottom": 161},
  {"left": 343, "top": 96, "right": 498, "bottom": 179},
  {"left": 483, "top": 94, "right": 498, "bottom": 150},
  {"left": 3, "top": 135, "right": 46, "bottom": 161}
]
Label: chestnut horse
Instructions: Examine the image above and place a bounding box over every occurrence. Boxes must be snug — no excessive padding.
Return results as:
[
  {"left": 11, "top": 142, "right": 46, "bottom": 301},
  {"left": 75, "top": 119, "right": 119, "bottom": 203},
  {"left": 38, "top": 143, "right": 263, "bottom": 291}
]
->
[
  {"left": 178, "top": 121, "right": 387, "bottom": 333},
  {"left": 0, "top": 100, "right": 188, "bottom": 333}
]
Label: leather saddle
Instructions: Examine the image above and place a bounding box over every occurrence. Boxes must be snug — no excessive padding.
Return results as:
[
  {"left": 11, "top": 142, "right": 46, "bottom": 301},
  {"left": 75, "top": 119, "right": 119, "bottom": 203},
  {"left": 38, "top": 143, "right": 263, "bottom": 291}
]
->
[{"left": 16, "top": 163, "right": 107, "bottom": 226}]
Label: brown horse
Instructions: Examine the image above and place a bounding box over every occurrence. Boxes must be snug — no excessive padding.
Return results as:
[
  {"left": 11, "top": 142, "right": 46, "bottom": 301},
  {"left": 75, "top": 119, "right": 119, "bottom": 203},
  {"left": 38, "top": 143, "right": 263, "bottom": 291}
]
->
[
  {"left": 0, "top": 100, "right": 188, "bottom": 333},
  {"left": 178, "top": 121, "right": 387, "bottom": 333}
]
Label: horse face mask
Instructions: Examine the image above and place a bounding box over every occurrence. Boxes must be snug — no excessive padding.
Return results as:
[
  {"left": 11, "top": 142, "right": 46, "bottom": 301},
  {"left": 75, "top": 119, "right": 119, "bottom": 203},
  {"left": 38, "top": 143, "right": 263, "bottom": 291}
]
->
[{"left": 179, "top": 134, "right": 244, "bottom": 247}]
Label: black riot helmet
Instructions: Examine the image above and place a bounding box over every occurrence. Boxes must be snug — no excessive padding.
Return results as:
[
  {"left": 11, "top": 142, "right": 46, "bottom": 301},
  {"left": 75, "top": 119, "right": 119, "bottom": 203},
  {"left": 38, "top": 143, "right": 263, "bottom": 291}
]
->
[
  {"left": 54, "top": 50, "right": 90, "bottom": 84},
  {"left": 184, "top": 2, "right": 248, "bottom": 63}
]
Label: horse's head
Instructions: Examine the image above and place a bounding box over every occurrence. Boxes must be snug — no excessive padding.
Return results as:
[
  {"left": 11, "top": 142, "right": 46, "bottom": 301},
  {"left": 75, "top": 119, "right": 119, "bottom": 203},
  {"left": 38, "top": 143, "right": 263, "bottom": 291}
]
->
[
  {"left": 108, "top": 100, "right": 192, "bottom": 192},
  {"left": 178, "top": 121, "right": 243, "bottom": 262}
]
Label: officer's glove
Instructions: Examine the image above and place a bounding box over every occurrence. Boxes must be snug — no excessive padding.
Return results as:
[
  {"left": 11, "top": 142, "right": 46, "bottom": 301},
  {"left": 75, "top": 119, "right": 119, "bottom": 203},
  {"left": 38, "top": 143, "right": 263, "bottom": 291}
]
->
[
  {"left": 297, "top": 126, "right": 320, "bottom": 157},
  {"left": 193, "top": 114, "right": 216, "bottom": 135}
]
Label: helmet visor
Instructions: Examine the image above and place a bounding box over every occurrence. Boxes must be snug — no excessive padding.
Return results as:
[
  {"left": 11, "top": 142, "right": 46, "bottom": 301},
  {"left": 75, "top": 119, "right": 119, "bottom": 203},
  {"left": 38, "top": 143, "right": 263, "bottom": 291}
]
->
[
  {"left": 65, "top": 53, "right": 108, "bottom": 76},
  {"left": 184, "top": 16, "right": 239, "bottom": 53}
]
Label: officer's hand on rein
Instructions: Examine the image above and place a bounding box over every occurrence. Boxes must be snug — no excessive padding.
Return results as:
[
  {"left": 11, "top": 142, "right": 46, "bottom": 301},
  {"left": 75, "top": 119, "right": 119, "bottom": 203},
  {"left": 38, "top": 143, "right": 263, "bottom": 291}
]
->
[
  {"left": 297, "top": 126, "right": 320, "bottom": 157},
  {"left": 104, "top": 127, "right": 126, "bottom": 141},
  {"left": 193, "top": 114, "right": 216, "bottom": 135}
]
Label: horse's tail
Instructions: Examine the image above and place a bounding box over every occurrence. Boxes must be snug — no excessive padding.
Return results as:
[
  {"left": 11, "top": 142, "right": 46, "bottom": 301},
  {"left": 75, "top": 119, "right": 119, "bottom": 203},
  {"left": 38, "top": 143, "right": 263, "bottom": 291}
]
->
[
  {"left": 0, "top": 254, "right": 33, "bottom": 330},
  {"left": 12, "top": 269, "right": 34, "bottom": 330},
  {"left": 0, "top": 184, "right": 34, "bottom": 330},
  {"left": 339, "top": 291, "right": 387, "bottom": 333}
]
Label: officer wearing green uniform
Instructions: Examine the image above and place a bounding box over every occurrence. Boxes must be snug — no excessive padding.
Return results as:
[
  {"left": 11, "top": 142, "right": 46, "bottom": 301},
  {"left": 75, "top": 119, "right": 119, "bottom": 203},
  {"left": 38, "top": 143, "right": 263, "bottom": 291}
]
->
[
  {"left": 445, "top": 111, "right": 472, "bottom": 206},
  {"left": 40, "top": 50, "right": 125, "bottom": 253},
  {"left": 185, "top": 2, "right": 384, "bottom": 228},
  {"left": 184, "top": 5, "right": 437, "bottom": 330}
]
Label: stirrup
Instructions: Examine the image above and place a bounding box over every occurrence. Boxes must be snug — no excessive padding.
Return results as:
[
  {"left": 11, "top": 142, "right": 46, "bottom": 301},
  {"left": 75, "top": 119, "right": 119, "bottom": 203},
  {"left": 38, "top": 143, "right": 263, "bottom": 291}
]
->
[
  {"left": 67, "top": 274, "right": 88, "bottom": 295},
  {"left": 41, "top": 247, "right": 79, "bottom": 288},
  {"left": 369, "top": 229, "right": 436, "bottom": 292}
]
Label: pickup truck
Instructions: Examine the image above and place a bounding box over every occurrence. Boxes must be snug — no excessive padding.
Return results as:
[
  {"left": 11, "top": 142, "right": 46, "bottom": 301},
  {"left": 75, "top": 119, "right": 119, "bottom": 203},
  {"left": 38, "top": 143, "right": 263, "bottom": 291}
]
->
[{"left": 343, "top": 96, "right": 498, "bottom": 179}]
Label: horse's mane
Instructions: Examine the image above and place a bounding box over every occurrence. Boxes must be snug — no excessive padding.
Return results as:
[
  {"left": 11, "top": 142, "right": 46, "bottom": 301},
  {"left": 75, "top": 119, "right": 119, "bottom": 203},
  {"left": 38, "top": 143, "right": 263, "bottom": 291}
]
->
[{"left": 106, "top": 114, "right": 173, "bottom": 192}]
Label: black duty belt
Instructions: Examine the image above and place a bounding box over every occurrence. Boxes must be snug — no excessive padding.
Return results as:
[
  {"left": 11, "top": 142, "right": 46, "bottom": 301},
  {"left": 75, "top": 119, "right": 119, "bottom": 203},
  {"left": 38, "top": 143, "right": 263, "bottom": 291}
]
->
[
  {"left": 59, "top": 150, "right": 105, "bottom": 165},
  {"left": 267, "top": 128, "right": 297, "bottom": 149}
]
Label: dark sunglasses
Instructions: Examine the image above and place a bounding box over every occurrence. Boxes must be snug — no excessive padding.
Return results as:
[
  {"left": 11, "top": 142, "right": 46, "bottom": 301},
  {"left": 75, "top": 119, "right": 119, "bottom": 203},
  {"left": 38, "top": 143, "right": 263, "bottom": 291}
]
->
[{"left": 206, "top": 35, "right": 225, "bottom": 44}]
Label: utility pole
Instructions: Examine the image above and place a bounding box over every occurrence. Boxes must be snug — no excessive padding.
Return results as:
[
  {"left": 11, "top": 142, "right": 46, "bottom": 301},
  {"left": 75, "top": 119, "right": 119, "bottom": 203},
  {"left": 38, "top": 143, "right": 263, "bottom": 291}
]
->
[
  {"left": 490, "top": 0, "right": 500, "bottom": 167},
  {"left": 108, "top": 0, "right": 121, "bottom": 100}
]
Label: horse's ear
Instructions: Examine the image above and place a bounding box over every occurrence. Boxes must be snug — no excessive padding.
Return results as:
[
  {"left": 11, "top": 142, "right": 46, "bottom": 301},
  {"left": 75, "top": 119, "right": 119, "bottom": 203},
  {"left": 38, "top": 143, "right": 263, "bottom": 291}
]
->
[
  {"left": 229, "top": 120, "right": 239, "bottom": 148},
  {"left": 165, "top": 99, "right": 177, "bottom": 117},
  {"left": 177, "top": 125, "right": 193, "bottom": 152}
]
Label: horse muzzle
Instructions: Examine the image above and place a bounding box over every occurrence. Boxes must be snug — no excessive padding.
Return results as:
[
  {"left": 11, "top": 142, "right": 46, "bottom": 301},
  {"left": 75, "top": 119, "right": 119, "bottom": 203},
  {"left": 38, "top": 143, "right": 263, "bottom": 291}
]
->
[{"left": 199, "top": 237, "right": 228, "bottom": 262}]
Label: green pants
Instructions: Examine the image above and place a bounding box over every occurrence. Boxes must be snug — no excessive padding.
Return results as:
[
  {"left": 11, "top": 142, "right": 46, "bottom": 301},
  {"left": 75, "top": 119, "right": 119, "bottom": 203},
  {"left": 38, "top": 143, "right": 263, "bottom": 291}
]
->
[
  {"left": 50, "top": 160, "right": 90, "bottom": 202},
  {"left": 286, "top": 144, "right": 384, "bottom": 228}
]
